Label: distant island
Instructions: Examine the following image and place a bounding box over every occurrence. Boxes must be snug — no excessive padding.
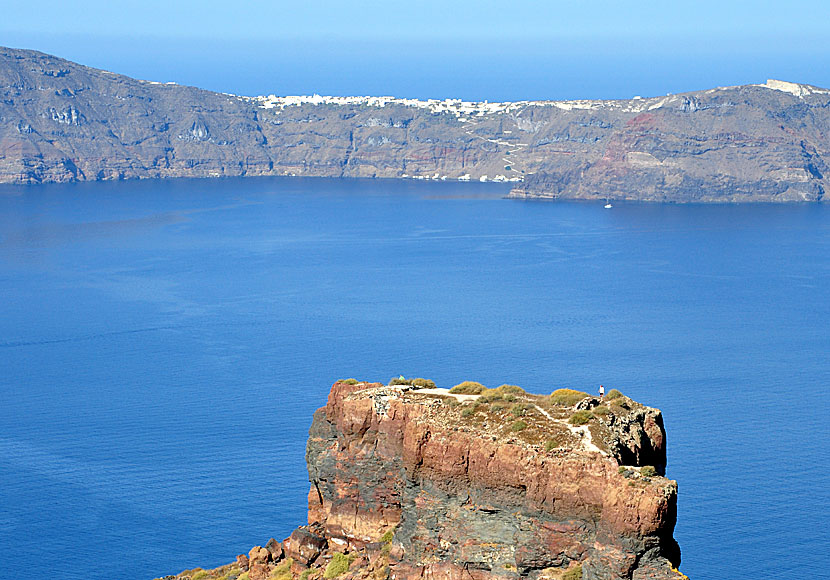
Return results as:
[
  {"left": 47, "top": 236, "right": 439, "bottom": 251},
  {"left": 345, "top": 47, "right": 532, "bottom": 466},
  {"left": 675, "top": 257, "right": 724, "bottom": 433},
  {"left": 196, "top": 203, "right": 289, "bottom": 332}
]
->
[
  {"left": 0, "top": 46, "right": 827, "bottom": 203},
  {"left": 161, "top": 379, "right": 686, "bottom": 580}
]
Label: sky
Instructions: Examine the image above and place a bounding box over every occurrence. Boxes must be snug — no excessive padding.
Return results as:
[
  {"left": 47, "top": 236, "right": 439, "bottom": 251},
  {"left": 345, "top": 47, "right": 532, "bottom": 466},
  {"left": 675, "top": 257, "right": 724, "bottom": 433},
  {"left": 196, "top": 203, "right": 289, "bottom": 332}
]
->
[{"left": 3, "top": 0, "right": 830, "bottom": 101}]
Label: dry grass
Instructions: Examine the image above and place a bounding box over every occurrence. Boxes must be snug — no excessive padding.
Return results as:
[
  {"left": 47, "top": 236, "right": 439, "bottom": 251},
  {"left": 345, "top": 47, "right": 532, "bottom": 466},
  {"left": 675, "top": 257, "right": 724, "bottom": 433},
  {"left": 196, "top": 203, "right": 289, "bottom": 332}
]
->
[
  {"left": 550, "top": 389, "right": 590, "bottom": 406},
  {"left": 450, "top": 381, "right": 487, "bottom": 394},
  {"left": 568, "top": 410, "right": 593, "bottom": 425}
]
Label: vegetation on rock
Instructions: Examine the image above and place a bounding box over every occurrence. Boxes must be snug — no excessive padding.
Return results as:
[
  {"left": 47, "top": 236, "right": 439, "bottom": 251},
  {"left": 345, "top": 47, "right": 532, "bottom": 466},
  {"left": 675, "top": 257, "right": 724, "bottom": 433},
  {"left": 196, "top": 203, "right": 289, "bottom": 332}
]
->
[
  {"left": 568, "top": 410, "right": 594, "bottom": 425},
  {"left": 270, "top": 558, "right": 293, "bottom": 580},
  {"left": 388, "top": 377, "right": 436, "bottom": 388},
  {"left": 550, "top": 389, "right": 590, "bottom": 406},
  {"left": 449, "top": 381, "right": 487, "bottom": 394},
  {"left": 495, "top": 384, "right": 526, "bottom": 395},
  {"left": 605, "top": 389, "right": 623, "bottom": 400},
  {"left": 640, "top": 466, "right": 657, "bottom": 477},
  {"left": 323, "top": 553, "right": 354, "bottom": 579}
]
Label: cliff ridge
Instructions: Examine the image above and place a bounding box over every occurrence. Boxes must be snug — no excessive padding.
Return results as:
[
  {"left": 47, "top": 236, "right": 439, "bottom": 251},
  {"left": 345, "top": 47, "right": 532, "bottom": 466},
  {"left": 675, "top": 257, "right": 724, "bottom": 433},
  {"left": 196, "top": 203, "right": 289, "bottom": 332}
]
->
[{"left": 1, "top": 46, "right": 828, "bottom": 203}]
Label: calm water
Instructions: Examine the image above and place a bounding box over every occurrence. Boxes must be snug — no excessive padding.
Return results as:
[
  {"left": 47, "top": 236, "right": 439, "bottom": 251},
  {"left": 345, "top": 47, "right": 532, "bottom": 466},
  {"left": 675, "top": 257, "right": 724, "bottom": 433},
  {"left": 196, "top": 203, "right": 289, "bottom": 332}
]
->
[{"left": 0, "top": 177, "right": 828, "bottom": 579}]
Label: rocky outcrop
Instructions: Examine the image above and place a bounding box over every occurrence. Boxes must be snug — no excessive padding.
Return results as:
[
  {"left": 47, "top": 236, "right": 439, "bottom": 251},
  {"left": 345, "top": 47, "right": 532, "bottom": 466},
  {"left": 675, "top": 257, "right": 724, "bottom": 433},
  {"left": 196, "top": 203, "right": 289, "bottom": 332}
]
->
[
  {"left": 0, "top": 46, "right": 828, "bottom": 202},
  {"left": 162, "top": 380, "right": 687, "bottom": 580}
]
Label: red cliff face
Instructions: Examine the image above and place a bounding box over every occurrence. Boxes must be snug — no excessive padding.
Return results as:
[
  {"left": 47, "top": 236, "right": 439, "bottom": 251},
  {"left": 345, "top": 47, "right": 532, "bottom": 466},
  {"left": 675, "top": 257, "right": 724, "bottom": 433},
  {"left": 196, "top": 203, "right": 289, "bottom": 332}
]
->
[{"left": 165, "top": 380, "right": 687, "bottom": 580}]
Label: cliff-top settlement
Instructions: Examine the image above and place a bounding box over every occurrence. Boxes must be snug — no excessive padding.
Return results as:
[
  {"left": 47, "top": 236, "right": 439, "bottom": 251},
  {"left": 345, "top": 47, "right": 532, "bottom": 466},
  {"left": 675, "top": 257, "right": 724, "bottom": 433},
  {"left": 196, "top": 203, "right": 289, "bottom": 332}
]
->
[
  {"left": 162, "top": 379, "right": 686, "bottom": 580},
  {"left": 1, "top": 46, "right": 828, "bottom": 202}
]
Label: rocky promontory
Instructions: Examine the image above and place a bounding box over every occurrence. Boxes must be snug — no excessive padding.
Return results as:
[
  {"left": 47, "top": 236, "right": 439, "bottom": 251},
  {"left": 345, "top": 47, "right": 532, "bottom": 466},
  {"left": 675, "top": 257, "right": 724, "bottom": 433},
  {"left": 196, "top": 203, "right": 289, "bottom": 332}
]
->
[
  {"left": 1, "top": 46, "right": 828, "bottom": 202},
  {"left": 161, "top": 379, "right": 686, "bottom": 580}
]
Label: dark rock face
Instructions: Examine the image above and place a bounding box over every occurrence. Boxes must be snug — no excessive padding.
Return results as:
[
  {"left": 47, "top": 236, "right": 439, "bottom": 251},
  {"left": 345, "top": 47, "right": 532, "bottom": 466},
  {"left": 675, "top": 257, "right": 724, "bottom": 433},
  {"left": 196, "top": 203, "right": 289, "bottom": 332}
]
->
[{"left": 4, "top": 46, "right": 825, "bottom": 203}]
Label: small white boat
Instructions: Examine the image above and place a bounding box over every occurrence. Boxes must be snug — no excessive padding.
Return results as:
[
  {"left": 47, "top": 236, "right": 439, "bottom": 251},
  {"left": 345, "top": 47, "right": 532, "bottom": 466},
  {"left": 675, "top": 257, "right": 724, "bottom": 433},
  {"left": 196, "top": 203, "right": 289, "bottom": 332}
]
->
[{"left": 604, "top": 202, "right": 613, "bottom": 209}]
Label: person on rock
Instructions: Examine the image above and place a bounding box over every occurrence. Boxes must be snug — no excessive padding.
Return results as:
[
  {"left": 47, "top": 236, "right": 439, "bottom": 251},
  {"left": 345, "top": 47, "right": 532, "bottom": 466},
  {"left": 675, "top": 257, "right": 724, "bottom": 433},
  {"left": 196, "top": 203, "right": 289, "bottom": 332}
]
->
[{"left": 599, "top": 385, "right": 605, "bottom": 399}]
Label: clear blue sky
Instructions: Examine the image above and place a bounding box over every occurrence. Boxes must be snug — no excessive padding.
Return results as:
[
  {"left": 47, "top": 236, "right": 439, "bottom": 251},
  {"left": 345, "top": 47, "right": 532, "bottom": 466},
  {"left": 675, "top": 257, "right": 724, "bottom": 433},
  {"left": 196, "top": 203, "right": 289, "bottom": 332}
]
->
[{"left": 3, "top": 0, "right": 830, "bottom": 100}]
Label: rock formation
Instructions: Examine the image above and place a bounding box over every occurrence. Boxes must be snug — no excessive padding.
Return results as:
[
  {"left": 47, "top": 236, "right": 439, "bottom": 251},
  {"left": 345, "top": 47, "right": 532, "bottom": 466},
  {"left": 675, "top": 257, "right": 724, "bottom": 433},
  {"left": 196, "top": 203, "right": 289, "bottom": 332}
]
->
[
  {"left": 161, "top": 380, "right": 687, "bottom": 580},
  {"left": 0, "top": 46, "right": 828, "bottom": 202}
]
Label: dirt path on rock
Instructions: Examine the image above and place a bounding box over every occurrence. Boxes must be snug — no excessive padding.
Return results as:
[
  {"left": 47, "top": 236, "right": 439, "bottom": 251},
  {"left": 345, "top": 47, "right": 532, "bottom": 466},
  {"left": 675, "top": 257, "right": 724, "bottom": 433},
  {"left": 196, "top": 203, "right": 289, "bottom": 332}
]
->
[
  {"left": 413, "top": 387, "right": 606, "bottom": 455},
  {"left": 533, "top": 404, "right": 605, "bottom": 455},
  {"left": 413, "top": 387, "right": 481, "bottom": 402}
]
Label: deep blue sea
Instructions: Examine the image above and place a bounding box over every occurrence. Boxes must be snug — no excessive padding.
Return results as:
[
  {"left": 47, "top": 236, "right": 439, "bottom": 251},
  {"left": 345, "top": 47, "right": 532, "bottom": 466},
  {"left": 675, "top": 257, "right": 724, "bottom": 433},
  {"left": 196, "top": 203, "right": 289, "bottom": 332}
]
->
[{"left": 0, "top": 177, "right": 827, "bottom": 579}]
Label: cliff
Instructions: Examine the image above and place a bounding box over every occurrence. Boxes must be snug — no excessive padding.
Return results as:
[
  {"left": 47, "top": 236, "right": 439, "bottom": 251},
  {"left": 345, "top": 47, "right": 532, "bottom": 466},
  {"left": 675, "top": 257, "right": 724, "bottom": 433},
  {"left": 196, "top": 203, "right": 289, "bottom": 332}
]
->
[
  {"left": 0, "top": 46, "right": 828, "bottom": 202},
  {"left": 161, "top": 380, "right": 686, "bottom": 580}
]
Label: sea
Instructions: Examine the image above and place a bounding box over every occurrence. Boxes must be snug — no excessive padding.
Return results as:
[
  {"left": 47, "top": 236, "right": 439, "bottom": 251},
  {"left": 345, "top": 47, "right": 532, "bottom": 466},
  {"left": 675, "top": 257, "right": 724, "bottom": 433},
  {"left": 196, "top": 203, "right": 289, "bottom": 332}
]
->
[{"left": 0, "top": 177, "right": 827, "bottom": 580}]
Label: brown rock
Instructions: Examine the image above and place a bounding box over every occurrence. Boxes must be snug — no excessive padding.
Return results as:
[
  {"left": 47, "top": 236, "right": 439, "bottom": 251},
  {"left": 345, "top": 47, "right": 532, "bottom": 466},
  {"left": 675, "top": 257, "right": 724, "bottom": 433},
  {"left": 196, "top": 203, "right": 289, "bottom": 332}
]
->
[
  {"left": 246, "top": 547, "right": 275, "bottom": 580},
  {"left": 248, "top": 561, "right": 270, "bottom": 580},
  {"left": 304, "top": 381, "right": 683, "bottom": 579},
  {"left": 172, "top": 379, "right": 688, "bottom": 580},
  {"left": 249, "top": 545, "right": 270, "bottom": 564},
  {"left": 285, "top": 525, "right": 328, "bottom": 566},
  {"left": 265, "top": 537, "right": 284, "bottom": 561},
  {"left": 235, "top": 554, "right": 249, "bottom": 572}
]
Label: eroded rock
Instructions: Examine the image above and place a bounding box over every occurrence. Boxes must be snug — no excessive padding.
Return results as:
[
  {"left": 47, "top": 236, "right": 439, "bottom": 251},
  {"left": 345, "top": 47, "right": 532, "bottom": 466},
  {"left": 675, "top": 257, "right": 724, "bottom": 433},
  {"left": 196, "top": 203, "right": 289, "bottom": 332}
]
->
[{"left": 164, "top": 379, "right": 688, "bottom": 580}]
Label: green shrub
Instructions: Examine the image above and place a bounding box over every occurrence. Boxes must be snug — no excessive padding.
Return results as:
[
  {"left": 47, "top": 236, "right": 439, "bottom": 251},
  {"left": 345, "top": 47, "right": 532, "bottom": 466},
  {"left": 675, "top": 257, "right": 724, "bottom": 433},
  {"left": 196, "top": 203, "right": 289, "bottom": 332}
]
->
[
  {"left": 503, "top": 394, "right": 516, "bottom": 402},
  {"left": 379, "top": 530, "right": 394, "bottom": 543},
  {"left": 450, "top": 381, "right": 487, "bottom": 394},
  {"left": 389, "top": 377, "right": 410, "bottom": 386},
  {"left": 192, "top": 571, "right": 210, "bottom": 580},
  {"left": 324, "top": 553, "right": 354, "bottom": 579},
  {"left": 569, "top": 410, "right": 593, "bottom": 425},
  {"left": 640, "top": 466, "right": 657, "bottom": 477},
  {"left": 444, "top": 397, "right": 460, "bottom": 407},
  {"left": 495, "top": 384, "right": 525, "bottom": 395},
  {"left": 618, "top": 466, "right": 627, "bottom": 474},
  {"left": 269, "top": 559, "right": 293, "bottom": 580},
  {"left": 545, "top": 440, "right": 557, "bottom": 452},
  {"left": 478, "top": 391, "right": 504, "bottom": 403},
  {"left": 410, "top": 378, "right": 436, "bottom": 388},
  {"left": 562, "top": 565, "right": 582, "bottom": 580},
  {"left": 592, "top": 406, "right": 610, "bottom": 416},
  {"left": 215, "top": 567, "right": 240, "bottom": 580},
  {"left": 605, "top": 389, "right": 623, "bottom": 400},
  {"left": 299, "top": 570, "right": 312, "bottom": 580},
  {"left": 339, "top": 378, "right": 360, "bottom": 385},
  {"left": 239, "top": 574, "right": 251, "bottom": 580},
  {"left": 510, "top": 420, "right": 528, "bottom": 432},
  {"left": 510, "top": 403, "right": 532, "bottom": 417},
  {"left": 610, "top": 398, "right": 630, "bottom": 411},
  {"left": 550, "top": 389, "right": 589, "bottom": 406},
  {"left": 461, "top": 404, "right": 478, "bottom": 418}
]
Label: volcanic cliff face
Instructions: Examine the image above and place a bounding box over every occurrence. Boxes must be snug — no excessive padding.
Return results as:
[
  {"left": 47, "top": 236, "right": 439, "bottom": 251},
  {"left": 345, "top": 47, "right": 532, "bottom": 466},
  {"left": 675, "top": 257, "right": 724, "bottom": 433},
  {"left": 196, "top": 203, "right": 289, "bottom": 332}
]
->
[
  {"left": 163, "top": 380, "right": 686, "bottom": 580},
  {"left": 1, "top": 46, "right": 828, "bottom": 203}
]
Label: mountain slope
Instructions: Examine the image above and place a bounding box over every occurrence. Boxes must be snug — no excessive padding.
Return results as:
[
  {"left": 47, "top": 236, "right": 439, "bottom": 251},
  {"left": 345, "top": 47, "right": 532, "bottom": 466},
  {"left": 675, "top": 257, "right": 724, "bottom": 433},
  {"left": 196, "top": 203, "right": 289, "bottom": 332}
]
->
[{"left": 1, "top": 46, "right": 828, "bottom": 202}]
